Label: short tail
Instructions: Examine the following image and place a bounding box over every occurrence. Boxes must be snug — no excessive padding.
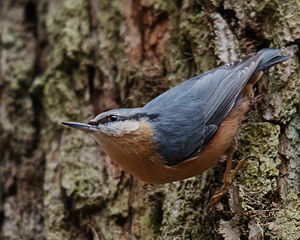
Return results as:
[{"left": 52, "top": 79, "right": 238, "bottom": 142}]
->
[{"left": 256, "top": 48, "right": 290, "bottom": 72}]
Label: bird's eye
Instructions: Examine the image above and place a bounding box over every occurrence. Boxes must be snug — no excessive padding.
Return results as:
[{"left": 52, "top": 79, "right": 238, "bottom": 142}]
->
[{"left": 109, "top": 115, "right": 118, "bottom": 122}]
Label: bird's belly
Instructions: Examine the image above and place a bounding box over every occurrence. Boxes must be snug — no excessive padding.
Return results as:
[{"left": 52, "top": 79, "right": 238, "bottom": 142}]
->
[{"left": 106, "top": 118, "right": 240, "bottom": 184}]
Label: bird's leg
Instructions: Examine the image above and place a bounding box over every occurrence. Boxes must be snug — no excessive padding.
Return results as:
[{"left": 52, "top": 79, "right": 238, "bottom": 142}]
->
[
  {"left": 250, "top": 95, "right": 263, "bottom": 105},
  {"left": 209, "top": 139, "right": 247, "bottom": 207}
]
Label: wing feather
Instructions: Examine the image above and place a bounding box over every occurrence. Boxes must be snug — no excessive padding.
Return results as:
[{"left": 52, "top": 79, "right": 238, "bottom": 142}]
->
[{"left": 143, "top": 53, "right": 262, "bottom": 166}]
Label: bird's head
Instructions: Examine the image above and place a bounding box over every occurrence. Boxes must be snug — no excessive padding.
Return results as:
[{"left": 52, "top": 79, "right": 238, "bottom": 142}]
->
[{"left": 62, "top": 108, "right": 158, "bottom": 143}]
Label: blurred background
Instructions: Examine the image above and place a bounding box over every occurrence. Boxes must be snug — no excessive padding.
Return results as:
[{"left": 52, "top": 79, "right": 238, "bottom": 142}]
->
[{"left": 0, "top": 0, "right": 299, "bottom": 239}]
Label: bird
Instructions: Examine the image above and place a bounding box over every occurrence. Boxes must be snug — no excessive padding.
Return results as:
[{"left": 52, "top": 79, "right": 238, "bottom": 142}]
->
[{"left": 62, "top": 49, "right": 290, "bottom": 194}]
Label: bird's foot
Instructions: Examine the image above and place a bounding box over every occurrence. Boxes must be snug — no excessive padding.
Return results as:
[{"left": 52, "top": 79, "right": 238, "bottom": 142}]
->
[
  {"left": 208, "top": 156, "right": 255, "bottom": 207},
  {"left": 250, "top": 95, "right": 263, "bottom": 104}
]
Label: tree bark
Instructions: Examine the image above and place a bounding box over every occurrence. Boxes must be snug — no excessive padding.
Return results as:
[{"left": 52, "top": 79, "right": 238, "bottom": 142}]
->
[{"left": 1, "top": 0, "right": 299, "bottom": 239}]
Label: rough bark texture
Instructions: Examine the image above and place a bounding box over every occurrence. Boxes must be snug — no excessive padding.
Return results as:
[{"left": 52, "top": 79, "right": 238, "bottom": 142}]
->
[{"left": 0, "top": 0, "right": 299, "bottom": 239}]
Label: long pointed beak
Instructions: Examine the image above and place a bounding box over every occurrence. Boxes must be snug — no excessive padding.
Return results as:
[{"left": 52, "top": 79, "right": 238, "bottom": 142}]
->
[{"left": 61, "top": 121, "right": 99, "bottom": 132}]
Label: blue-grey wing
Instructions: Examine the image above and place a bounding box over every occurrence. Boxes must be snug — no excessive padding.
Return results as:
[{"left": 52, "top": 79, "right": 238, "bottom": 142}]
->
[{"left": 143, "top": 54, "right": 262, "bottom": 166}]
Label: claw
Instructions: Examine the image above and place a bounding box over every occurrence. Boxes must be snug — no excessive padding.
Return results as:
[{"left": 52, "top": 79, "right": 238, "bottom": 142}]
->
[{"left": 209, "top": 150, "right": 254, "bottom": 207}]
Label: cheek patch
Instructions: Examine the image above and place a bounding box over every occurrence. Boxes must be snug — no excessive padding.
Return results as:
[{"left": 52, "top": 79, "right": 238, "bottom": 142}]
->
[
  {"left": 114, "top": 121, "right": 140, "bottom": 133},
  {"left": 101, "top": 120, "right": 140, "bottom": 137}
]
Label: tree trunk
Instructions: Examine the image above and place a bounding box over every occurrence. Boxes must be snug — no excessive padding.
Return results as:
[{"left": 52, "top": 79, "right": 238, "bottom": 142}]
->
[{"left": 1, "top": 0, "right": 299, "bottom": 239}]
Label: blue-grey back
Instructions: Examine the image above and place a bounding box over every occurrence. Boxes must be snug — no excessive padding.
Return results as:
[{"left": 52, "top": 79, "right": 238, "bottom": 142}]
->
[{"left": 143, "top": 49, "right": 289, "bottom": 166}]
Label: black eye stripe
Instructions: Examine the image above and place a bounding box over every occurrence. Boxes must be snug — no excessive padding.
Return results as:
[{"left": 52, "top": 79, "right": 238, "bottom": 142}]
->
[
  {"left": 93, "top": 115, "right": 121, "bottom": 125},
  {"left": 92, "top": 113, "right": 159, "bottom": 125},
  {"left": 88, "top": 120, "right": 98, "bottom": 125}
]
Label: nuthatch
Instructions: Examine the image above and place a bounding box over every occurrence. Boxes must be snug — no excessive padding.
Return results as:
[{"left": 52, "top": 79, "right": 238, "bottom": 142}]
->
[{"left": 62, "top": 49, "right": 290, "bottom": 187}]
